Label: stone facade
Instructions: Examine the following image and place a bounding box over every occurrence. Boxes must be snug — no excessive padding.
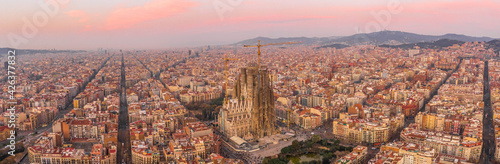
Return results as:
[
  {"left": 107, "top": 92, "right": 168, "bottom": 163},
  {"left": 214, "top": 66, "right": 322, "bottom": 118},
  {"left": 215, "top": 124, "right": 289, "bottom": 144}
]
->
[{"left": 218, "top": 64, "right": 277, "bottom": 139}]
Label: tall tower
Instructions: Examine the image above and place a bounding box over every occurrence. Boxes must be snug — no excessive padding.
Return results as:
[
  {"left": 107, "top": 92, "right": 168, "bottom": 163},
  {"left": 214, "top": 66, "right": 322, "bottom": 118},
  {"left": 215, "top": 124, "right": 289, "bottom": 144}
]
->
[
  {"left": 233, "top": 63, "right": 277, "bottom": 138},
  {"left": 117, "top": 53, "right": 132, "bottom": 163}
]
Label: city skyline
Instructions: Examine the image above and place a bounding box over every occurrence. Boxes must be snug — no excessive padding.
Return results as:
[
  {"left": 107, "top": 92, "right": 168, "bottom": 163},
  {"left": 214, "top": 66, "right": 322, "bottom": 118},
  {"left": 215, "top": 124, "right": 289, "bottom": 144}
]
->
[
  {"left": 3, "top": 1, "right": 500, "bottom": 164},
  {"left": 1, "top": 0, "right": 500, "bottom": 49}
]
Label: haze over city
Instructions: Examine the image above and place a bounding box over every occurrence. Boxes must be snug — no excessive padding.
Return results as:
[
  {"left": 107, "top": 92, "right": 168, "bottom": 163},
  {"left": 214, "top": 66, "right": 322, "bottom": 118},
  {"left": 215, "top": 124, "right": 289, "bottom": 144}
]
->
[{"left": 1, "top": 0, "right": 500, "bottom": 49}]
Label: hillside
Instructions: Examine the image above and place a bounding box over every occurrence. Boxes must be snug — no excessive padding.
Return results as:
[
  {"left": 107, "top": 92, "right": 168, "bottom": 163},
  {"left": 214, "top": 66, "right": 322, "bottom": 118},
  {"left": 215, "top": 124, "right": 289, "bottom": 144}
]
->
[
  {"left": 379, "top": 39, "right": 465, "bottom": 49},
  {"left": 234, "top": 31, "right": 494, "bottom": 46}
]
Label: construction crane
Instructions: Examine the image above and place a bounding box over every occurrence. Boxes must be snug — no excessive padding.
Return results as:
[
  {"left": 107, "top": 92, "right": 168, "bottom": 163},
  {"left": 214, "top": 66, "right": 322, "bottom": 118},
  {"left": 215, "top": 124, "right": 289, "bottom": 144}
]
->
[
  {"left": 244, "top": 40, "right": 300, "bottom": 69},
  {"left": 224, "top": 54, "right": 240, "bottom": 104},
  {"left": 244, "top": 40, "right": 299, "bottom": 129}
]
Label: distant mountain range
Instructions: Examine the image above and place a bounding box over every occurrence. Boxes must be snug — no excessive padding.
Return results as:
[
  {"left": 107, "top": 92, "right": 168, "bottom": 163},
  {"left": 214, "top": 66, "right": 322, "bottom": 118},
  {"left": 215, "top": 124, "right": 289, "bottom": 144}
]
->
[
  {"left": 235, "top": 30, "right": 496, "bottom": 47},
  {"left": 379, "top": 39, "right": 466, "bottom": 49},
  {"left": 486, "top": 39, "right": 500, "bottom": 54},
  {"left": 1, "top": 31, "right": 498, "bottom": 55},
  {"left": 234, "top": 36, "right": 338, "bottom": 45},
  {"left": 315, "top": 44, "right": 350, "bottom": 49}
]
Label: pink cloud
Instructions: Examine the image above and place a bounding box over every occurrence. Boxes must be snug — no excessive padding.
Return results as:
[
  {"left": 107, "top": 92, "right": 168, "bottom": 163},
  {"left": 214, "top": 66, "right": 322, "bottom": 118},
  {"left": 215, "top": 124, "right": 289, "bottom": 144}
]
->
[
  {"left": 104, "top": 0, "right": 196, "bottom": 30},
  {"left": 242, "top": 1, "right": 257, "bottom": 5},
  {"left": 177, "top": 4, "right": 373, "bottom": 32},
  {"left": 65, "top": 10, "right": 90, "bottom": 23}
]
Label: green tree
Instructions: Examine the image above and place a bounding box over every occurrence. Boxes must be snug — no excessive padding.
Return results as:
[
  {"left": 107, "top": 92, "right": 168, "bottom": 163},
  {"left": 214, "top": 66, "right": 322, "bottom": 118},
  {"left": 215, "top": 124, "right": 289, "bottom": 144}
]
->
[
  {"left": 263, "top": 157, "right": 269, "bottom": 164},
  {"left": 292, "top": 140, "right": 300, "bottom": 149},
  {"left": 321, "top": 139, "right": 328, "bottom": 146},
  {"left": 281, "top": 146, "right": 293, "bottom": 154},
  {"left": 289, "top": 156, "right": 300, "bottom": 164},
  {"left": 269, "top": 158, "right": 287, "bottom": 164},
  {"left": 211, "top": 97, "right": 224, "bottom": 106},
  {"left": 334, "top": 139, "right": 341, "bottom": 145},
  {"left": 279, "top": 156, "right": 290, "bottom": 163},
  {"left": 311, "top": 134, "right": 321, "bottom": 143},
  {"left": 202, "top": 110, "right": 207, "bottom": 120},
  {"left": 308, "top": 161, "right": 320, "bottom": 164},
  {"left": 322, "top": 152, "right": 335, "bottom": 164},
  {"left": 323, "top": 152, "right": 334, "bottom": 159},
  {"left": 305, "top": 140, "right": 314, "bottom": 148}
]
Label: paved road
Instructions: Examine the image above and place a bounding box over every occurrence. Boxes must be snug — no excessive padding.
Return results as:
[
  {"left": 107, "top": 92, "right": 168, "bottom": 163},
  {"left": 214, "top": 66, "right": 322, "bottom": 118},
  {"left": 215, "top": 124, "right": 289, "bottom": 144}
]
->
[{"left": 480, "top": 60, "right": 495, "bottom": 163}]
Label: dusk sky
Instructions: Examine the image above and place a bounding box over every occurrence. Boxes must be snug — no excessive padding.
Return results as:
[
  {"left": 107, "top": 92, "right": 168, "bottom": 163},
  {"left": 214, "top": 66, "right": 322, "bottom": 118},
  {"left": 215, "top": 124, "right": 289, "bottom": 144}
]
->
[{"left": 1, "top": 0, "right": 499, "bottom": 50}]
